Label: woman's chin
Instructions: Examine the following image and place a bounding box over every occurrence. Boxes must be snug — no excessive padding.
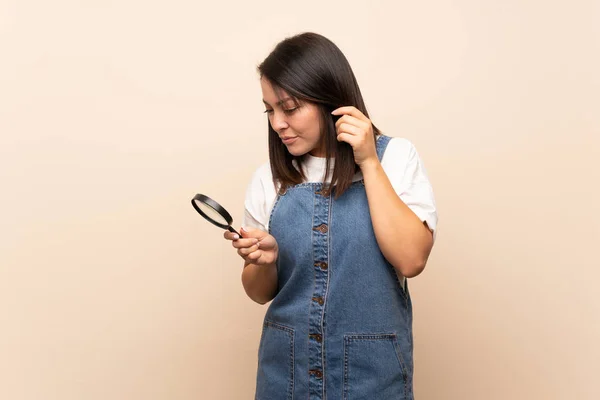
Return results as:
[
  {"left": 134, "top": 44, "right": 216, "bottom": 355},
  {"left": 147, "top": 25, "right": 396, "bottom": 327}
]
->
[{"left": 286, "top": 144, "right": 308, "bottom": 157}]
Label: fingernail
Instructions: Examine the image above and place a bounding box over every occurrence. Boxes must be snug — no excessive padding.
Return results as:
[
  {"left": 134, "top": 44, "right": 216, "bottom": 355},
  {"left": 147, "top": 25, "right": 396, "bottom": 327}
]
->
[{"left": 233, "top": 234, "right": 239, "bottom": 240}]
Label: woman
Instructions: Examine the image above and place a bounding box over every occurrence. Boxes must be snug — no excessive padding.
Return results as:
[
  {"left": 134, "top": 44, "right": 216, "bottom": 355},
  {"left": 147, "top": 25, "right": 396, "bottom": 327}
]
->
[{"left": 224, "top": 32, "right": 437, "bottom": 400}]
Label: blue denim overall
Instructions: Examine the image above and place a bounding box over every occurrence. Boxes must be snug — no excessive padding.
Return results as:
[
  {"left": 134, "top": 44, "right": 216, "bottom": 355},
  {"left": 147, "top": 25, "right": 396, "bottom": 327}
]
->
[{"left": 256, "top": 135, "right": 414, "bottom": 400}]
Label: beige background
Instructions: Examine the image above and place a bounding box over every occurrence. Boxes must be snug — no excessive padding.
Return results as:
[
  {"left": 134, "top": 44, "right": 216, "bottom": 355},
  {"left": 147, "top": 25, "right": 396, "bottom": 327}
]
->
[{"left": 1, "top": 1, "right": 599, "bottom": 399}]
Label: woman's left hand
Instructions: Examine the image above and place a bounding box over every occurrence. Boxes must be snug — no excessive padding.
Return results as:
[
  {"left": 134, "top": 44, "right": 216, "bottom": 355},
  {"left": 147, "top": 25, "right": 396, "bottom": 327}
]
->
[{"left": 331, "top": 106, "right": 378, "bottom": 168}]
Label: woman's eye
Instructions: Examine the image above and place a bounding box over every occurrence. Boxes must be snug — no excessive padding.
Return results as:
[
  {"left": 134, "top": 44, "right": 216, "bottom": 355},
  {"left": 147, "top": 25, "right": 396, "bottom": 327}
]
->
[{"left": 263, "top": 108, "right": 297, "bottom": 115}]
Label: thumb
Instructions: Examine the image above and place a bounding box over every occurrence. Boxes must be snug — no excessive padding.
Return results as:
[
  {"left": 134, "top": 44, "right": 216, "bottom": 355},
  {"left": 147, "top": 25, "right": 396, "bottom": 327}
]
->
[{"left": 240, "top": 226, "right": 267, "bottom": 239}]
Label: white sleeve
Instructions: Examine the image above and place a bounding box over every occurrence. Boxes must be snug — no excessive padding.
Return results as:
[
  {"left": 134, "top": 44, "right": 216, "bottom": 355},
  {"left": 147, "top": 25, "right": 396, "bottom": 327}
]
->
[
  {"left": 384, "top": 138, "right": 438, "bottom": 241},
  {"left": 241, "top": 162, "right": 272, "bottom": 232}
]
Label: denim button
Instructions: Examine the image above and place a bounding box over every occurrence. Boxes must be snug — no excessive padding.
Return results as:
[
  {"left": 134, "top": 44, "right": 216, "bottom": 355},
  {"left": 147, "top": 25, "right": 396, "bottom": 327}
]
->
[
  {"left": 314, "top": 262, "right": 328, "bottom": 270},
  {"left": 309, "top": 369, "right": 323, "bottom": 379},
  {"left": 309, "top": 334, "right": 322, "bottom": 343},
  {"left": 313, "top": 223, "right": 328, "bottom": 233}
]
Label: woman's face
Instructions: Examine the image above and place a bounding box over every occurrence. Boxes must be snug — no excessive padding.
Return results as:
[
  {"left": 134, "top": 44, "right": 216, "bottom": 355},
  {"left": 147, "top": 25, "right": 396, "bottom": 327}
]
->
[{"left": 260, "top": 77, "right": 324, "bottom": 157}]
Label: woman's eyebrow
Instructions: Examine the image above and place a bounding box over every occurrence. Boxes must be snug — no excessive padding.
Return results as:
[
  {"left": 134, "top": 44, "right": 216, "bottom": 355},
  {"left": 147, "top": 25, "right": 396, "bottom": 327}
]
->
[{"left": 262, "top": 97, "right": 294, "bottom": 106}]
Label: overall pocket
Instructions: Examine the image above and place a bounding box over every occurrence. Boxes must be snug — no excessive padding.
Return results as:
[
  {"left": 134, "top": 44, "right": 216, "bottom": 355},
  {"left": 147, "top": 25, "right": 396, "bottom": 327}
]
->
[
  {"left": 343, "top": 333, "right": 410, "bottom": 400},
  {"left": 255, "top": 321, "right": 295, "bottom": 400}
]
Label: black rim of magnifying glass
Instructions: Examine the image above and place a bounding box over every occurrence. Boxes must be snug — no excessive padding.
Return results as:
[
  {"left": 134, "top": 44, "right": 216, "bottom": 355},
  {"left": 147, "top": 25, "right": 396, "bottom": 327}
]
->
[{"left": 191, "top": 194, "right": 240, "bottom": 236}]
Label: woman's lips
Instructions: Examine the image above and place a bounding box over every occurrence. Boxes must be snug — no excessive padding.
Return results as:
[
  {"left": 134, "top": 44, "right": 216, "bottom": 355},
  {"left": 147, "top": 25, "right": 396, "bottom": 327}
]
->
[{"left": 281, "top": 137, "right": 298, "bottom": 145}]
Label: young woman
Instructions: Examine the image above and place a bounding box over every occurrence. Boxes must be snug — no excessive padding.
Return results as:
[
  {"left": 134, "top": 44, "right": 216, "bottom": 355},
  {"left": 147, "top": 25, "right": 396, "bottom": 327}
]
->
[{"left": 224, "top": 32, "right": 438, "bottom": 400}]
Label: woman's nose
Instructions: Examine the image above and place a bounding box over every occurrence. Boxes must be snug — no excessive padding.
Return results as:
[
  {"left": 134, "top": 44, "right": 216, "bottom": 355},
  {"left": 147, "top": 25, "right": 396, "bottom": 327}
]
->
[{"left": 270, "top": 112, "right": 289, "bottom": 131}]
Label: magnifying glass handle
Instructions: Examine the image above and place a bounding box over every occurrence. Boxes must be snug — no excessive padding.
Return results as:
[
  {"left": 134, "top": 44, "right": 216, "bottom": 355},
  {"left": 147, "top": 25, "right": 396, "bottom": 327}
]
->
[{"left": 227, "top": 226, "right": 241, "bottom": 237}]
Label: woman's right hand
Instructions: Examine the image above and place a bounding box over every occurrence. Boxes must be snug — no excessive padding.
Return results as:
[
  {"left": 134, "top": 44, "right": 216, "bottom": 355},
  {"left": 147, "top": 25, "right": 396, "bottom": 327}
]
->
[{"left": 224, "top": 227, "right": 279, "bottom": 266}]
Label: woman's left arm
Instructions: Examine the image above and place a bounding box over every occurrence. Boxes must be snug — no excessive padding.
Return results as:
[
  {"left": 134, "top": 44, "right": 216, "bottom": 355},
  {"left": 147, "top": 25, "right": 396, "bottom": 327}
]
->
[
  {"left": 332, "top": 106, "right": 434, "bottom": 278},
  {"left": 360, "top": 160, "right": 434, "bottom": 278}
]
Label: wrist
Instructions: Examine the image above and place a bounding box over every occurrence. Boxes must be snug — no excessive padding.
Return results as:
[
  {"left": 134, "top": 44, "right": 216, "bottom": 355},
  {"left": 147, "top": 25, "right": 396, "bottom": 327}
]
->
[{"left": 359, "top": 158, "right": 381, "bottom": 174}]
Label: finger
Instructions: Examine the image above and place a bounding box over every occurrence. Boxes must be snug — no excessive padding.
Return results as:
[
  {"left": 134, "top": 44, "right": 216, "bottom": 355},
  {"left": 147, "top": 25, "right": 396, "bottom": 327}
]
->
[
  {"left": 336, "top": 122, "right": 363, "bottom": 136},
  {"left": 240, "top": 226, "right": 267, "bottom": 240},
  {"left": 232, "top": 237, "right": 259, "bottom": 249},
  {"left": 238, "top": 244, "right": 259, "bottom": 257},
  {"left": 337, "top": 132, "right": 356, "bottom": 145},
  {"left": 224, "top": 231, "right": 240, "bottom": 241},
  {"left": 246, "top": 249, "right": 262, "bottom": 261},
  {"left": 335, "top": 114, "right": 365, "bottom": 130},
  {"left": 240, "top": 226, "right": 251, "bottom": 238},
  {"left": 331, "top": 106, "right": 367, "bottom": 122},
  {"left": 257, "top": 234, "right": 276, "bottom": 249}
]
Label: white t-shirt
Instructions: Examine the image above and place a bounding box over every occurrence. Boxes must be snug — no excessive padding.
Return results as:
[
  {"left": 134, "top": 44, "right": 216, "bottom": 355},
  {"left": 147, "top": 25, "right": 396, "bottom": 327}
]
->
[{"left": 242, "top": 136, "right": 438, "bottom": 241}]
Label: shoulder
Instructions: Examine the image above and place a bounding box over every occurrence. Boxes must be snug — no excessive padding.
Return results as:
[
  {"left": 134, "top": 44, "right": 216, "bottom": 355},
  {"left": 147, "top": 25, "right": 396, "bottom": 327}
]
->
[
  {"left": 255, "top": 161, "right": 272, "bottom": 179},
  {"left": 380, "top": 136, "right": 418, "bottom": 171},
  {"left": 247, "top": 161, "right": 274, "bottom": 190},
  {"left": 385, "top": 135, "right": 416, "bottom": 153},
  {"left": 245, "top": 160, "right": 278, "bottom": 207},
  {"left": 243, "top": 161, "right": 277, "bottom": 231}
]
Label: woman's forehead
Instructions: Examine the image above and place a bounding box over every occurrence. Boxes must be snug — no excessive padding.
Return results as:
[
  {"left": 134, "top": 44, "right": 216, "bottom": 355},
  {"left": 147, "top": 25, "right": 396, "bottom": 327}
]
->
[{"left": 262, "top": 79, "right": 299, "bottom": 105}]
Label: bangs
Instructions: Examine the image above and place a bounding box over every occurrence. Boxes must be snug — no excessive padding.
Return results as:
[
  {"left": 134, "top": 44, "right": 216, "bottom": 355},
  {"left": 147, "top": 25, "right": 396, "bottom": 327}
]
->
[{"left": 266, "top": 77, "right": 308, "bottom": 108}]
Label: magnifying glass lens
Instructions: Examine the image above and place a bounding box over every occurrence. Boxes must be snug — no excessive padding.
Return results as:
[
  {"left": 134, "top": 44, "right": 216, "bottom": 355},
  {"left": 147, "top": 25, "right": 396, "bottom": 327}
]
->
[
  {"left": 193, "top": 199, "right": 228, "bottom": 225},
  {"left": 191, "top": 193, "right": 240, "bottom": 237}
]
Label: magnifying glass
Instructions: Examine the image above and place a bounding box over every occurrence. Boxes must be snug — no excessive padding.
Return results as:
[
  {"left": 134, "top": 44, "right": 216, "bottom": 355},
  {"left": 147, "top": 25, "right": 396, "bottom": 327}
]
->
[{"left": 191, "top": 193, "right": 241, "bottom": 237}]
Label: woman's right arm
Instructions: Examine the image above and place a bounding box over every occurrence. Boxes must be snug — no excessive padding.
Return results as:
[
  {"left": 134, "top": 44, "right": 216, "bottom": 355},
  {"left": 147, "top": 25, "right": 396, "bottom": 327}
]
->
[
  {"left": 241, "top": 260, "right": 278, "bottom": 305},
  {"left": 224, "top": 227, "right": 279, "bottom": 305}
]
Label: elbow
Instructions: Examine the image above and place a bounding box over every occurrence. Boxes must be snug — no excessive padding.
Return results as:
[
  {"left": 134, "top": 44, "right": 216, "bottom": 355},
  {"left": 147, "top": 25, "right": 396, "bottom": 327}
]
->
[
  {"left": 242, "top": 281, "right": 275, "bottom": 305},
  {"left": 395, "top": 257, "right": 428, "bottom": 279},
  {"left": 253, "top": 295, "right": 272, "bottom": 305},
  {"left": 242, "top": 284, "right": 273, "bottom": 305},
  {"left": 383, "top": 236, "right": 433, "bottom": 279},
  {"left": 395, "top": 242, "right": 433, "bottom": 278},
  {"left": 401, "top": 263, "right": 425, "bottom": 278}
]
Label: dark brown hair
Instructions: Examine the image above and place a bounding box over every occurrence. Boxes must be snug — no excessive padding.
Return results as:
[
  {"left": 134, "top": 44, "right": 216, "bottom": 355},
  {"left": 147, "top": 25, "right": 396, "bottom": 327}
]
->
[{"left": 257, "top": 32, "right": 382, "bottom": 198}]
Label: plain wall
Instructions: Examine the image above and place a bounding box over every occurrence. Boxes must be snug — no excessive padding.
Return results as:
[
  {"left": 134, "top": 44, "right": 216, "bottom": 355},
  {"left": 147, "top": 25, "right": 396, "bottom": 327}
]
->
[{"left": 1, "top": 1, "right": 598, "bottom": 399}]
